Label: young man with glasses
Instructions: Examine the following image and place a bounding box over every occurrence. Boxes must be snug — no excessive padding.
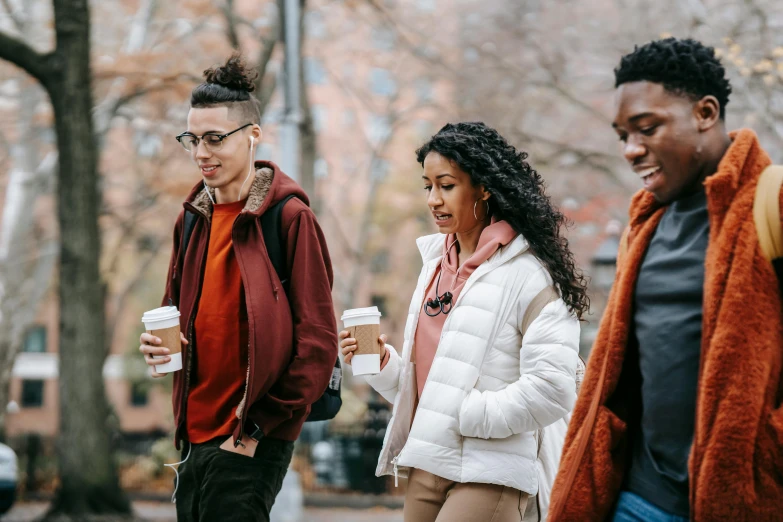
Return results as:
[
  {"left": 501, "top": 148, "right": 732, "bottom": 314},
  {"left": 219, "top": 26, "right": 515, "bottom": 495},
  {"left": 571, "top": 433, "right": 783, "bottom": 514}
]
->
[{"left": 139, "top": 56, "right": 337, "bottom": 522}]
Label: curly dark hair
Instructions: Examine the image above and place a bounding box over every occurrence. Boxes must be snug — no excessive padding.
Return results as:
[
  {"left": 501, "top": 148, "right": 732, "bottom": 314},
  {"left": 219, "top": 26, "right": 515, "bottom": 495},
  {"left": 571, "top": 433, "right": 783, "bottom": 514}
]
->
[
  {"left": 191, "top": 54, "right": 261, "bottom": 124},
  {"left": 416, "top": 122, "right": 590, "bottom": 320},
  {"left": 615, "top": 37, "right": 732, "bottom": 119}
]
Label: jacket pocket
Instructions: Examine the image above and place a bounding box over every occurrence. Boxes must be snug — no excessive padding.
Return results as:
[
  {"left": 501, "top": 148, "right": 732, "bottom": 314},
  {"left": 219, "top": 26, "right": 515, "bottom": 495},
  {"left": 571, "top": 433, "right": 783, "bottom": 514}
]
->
[
  {"left": 765, "top": 406, "right": 783, "bottom": 480},
  {"left": 585, "top": 406, "right": 628, "bottom": 501},
  {"left": 596, "top": 406, "right": 627, "bottom": 451}
]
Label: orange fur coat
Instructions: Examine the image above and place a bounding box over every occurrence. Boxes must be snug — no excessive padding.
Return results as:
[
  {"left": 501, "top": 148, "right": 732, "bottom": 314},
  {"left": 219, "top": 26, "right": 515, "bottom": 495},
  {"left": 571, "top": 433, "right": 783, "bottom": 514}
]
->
[{"left": 548, "top": 129, "right": 783, "bottom": 521}]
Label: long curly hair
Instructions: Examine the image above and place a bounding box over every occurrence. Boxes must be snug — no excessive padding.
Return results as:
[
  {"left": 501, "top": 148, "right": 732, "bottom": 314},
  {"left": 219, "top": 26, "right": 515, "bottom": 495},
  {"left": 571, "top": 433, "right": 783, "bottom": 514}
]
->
[{"left": 416, "top": 122, "right": 590, "bottom": 319}]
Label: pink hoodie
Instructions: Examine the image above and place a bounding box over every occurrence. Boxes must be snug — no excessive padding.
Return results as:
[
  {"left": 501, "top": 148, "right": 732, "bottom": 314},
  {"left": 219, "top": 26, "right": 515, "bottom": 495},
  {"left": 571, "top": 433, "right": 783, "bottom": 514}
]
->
[{"left": 410, "top": 219, "right": 518, "bottom": 399}]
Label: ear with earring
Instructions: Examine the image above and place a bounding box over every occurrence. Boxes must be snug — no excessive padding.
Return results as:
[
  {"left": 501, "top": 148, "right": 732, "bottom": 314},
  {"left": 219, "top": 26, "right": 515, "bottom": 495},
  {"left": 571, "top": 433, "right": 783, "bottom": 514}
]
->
[{"left": 473, "top": 198, "right": 490, "bottom": 221}]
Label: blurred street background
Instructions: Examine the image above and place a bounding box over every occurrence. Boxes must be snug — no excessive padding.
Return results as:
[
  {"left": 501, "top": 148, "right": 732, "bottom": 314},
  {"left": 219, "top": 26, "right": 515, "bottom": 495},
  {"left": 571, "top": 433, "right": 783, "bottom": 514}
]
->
[
  {"left": 0, "top": 0, "right": 782, "bottom": 520},
  {"left": 2, "top": 502, "right": 404, "bottom": 522}
]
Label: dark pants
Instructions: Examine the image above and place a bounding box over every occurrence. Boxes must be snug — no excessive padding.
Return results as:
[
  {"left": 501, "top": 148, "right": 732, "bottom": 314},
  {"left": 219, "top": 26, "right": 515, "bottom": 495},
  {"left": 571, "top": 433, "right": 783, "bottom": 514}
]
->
[{"left": 175, "top": 436, "right": 295, "bottom": 522}]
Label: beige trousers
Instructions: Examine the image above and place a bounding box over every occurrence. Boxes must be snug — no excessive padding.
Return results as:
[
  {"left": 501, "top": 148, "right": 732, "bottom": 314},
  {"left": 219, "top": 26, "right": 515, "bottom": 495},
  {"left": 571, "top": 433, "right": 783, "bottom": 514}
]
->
[{"left": 403, "top": 467, "right": 529, "bottom": 522}]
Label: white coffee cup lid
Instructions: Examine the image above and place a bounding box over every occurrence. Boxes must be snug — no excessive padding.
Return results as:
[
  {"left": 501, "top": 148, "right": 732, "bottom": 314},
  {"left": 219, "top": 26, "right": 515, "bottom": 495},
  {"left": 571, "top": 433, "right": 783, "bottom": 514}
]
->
[
  {"left": 341, "top": 306, "right": 382, "bottom": 322},
  {"left": 142, "top": 306, "right": 180, "bottom": 324}
]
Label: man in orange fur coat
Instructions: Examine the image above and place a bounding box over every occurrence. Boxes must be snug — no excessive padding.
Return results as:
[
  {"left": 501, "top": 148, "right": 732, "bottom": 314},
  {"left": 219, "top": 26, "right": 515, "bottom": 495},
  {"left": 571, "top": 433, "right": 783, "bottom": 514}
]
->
[{"left": 548, "top": 38, "right": 783, "bottom": 522}]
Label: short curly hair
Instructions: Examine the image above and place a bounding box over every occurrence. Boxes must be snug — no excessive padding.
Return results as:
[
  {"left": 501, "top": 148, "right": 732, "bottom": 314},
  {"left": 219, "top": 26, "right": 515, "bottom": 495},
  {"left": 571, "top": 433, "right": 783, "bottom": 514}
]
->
[
  {"left": 416, "top": 122, "right": 590, "bottom": 319},
  {"left": 615, "top": 38, "right": 732, "bottom": 119}
]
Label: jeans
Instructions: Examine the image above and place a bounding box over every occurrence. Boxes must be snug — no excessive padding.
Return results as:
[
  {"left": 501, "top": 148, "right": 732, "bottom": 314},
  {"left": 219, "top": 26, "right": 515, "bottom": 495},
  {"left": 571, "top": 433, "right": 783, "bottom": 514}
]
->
[
  {"left": 175, "top": 436, "right": 295, "bottom": 522},
  {"left": 611, "top": 491, "right": 690, "bottom": 522}
]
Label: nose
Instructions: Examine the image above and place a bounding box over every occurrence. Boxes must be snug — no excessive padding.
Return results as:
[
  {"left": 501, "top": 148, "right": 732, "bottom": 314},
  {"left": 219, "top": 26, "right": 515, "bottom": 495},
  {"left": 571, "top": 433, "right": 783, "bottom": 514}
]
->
[
  {"left": 427, "top": 188, "right": 443, "bottom": 209},
  {"left": 623, "top": 136, "right": 646, "bottom": 163},
  {"left": 194, "top": 139, "right": 211, "bottom": 160}
]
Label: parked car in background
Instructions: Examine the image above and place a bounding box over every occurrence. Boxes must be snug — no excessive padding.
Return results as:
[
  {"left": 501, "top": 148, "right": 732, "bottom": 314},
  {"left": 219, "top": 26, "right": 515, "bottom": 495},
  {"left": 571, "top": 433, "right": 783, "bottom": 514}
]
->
[{"left": 0, "top": 442, "right": 17, "bottom": 514}]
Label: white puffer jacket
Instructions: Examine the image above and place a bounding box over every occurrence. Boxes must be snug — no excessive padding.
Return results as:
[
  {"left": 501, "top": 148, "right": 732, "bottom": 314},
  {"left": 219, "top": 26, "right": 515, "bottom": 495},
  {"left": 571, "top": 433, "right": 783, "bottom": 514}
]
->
[{"left": 365, "top": 233, "right": 580, "bottom": 513}]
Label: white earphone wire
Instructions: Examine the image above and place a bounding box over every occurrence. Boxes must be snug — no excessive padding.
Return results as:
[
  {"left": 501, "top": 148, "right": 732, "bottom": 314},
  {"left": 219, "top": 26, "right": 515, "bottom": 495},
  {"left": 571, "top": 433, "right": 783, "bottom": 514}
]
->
[{"left": 204, "top": 180, "right": 215, "bottom": 205}]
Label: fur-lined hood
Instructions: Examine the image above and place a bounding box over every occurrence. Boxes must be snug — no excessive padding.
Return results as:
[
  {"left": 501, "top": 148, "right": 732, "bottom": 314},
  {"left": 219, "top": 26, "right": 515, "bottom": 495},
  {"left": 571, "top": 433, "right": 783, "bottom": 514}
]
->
[{"left": 183, "top": 160, "right": 309, "bottom": 221}]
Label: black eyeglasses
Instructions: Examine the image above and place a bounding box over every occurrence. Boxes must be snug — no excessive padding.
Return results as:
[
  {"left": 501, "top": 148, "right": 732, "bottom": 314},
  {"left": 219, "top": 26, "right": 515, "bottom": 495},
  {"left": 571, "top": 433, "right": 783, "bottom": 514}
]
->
[{"left": 175, "top": 123, "right": 253, "bottom": 152}]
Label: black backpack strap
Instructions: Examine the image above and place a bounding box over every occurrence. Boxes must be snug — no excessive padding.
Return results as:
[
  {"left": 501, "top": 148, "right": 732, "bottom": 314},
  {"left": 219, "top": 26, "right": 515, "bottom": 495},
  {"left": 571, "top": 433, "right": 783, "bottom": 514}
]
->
[
  {"left": 181, "top": 210, "right": 197, "bottom": 256},
  {"left": 261, "top": 195, "right": 297, "bottom": 289},
  {"left": 258, "top": 194, "right": 342, "bottom": 423}
]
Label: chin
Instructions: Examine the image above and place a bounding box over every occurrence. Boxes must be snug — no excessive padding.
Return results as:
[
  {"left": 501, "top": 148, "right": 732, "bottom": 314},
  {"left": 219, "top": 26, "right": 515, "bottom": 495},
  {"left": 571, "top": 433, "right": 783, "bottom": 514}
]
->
[{"left": 203, "top": 176, "right": 230, "bottom": 190}]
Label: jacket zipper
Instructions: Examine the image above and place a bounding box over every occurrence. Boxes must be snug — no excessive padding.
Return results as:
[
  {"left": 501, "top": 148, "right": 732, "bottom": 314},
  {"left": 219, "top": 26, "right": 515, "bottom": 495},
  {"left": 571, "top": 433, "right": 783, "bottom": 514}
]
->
[
  {"left": 234, "top": 340, "right": 251, "bottom": 447},
  {"left": 177, "top": 204, "right": 210, "bottom": 445},
  {"left": 232, "top": 212, "right": 253, "bottom": 446},
  {"left": 386, "top": 260, "right": 439, "bottom": 482},
  {"left": 384, "top": 255, "right": 504, "bottom": 482}
]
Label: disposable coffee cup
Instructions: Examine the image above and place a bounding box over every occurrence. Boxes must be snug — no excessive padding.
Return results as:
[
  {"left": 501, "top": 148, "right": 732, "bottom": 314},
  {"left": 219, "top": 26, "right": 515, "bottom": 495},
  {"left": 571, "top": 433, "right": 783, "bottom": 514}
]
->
[
  {"left": 341, "top": 306, "right": 382, "bottom": 376},
  {"left": 141, "top": 306, "right": 182, "bottom": 373}
]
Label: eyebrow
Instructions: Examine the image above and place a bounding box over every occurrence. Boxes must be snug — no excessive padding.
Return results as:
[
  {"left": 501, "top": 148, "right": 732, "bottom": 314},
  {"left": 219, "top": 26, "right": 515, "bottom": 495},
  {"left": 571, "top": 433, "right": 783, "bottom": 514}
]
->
[
  {"left": 612, "top": 112, "right": 656, "bottom": 129},
  {"left": 422, "top": 173, "right": 456, "bottom": 179},
  {"left": 183, "top": 129, "right": 225, "bottom": 135}
]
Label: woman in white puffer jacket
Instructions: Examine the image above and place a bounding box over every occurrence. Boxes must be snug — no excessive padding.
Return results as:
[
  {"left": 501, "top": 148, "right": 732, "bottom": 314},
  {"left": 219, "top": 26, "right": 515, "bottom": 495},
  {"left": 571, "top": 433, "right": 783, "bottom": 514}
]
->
[{"left": 340, "top": 122, "right": 588, "bottom": 522}]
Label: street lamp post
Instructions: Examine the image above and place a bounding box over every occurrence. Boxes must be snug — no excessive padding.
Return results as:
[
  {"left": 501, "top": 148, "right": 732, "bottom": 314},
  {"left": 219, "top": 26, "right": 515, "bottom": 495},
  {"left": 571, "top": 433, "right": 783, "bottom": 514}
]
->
[
  {"left": 583, "top": 221, "right": 622, "bottom": 357},
  {"left": 281, "top": 0, "right": 301, "bottom": 182}
]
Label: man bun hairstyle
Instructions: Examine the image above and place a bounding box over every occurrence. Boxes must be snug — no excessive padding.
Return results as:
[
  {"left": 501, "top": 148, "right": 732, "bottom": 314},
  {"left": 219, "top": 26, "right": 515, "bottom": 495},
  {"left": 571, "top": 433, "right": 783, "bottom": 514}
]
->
[
  {"left": 191, "top": 54, "right": 262, "bottom": 125},
  {"left": 614, "top": 37, "right": 732, "bottom": 119}
]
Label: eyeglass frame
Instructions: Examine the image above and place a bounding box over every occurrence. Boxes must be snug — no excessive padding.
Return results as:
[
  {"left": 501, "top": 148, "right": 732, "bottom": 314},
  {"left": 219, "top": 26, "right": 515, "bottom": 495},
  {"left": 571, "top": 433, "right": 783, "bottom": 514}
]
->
[{"left": 175, "top": 123, "right": 254, "bottom": 152}]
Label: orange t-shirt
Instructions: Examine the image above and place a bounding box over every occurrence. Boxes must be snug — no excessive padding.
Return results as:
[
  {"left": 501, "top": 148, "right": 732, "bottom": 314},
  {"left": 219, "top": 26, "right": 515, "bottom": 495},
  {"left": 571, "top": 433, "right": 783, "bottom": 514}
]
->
[{"left": 186, "top": 199, "right": 250, "bottom": 444}]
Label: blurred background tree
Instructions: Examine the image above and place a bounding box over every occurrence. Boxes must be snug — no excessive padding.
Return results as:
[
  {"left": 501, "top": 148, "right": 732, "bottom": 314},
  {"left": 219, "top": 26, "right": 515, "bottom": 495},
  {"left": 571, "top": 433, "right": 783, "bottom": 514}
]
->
[{"left": 0, "top": 0, "right": 781, "bottom": 511}]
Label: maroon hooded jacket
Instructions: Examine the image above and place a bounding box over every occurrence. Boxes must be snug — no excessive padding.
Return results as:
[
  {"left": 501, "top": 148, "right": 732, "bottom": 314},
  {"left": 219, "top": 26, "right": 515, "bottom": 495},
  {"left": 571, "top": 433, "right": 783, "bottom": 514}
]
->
[{"left": 162, "top": 161, "right": 337, "bottom": 447}]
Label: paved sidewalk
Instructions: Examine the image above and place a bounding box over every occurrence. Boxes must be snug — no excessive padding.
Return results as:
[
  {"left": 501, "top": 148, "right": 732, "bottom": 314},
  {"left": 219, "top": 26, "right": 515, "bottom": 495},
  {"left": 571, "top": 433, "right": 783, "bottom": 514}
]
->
[{"left": 0, "top": 502, "right": 404, "bottom": 522}]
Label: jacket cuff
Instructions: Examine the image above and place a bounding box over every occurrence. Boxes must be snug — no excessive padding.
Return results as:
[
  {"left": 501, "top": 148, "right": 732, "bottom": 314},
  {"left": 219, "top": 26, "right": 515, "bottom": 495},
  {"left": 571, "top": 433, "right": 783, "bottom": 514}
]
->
[{"left": 364, "top": 344, "right": 400, "bottom": 392}]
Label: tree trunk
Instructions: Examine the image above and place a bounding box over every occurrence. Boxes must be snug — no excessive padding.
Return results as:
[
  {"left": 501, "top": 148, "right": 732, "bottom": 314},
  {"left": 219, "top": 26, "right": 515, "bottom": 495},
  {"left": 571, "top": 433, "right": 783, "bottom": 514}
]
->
[
  {"left": 298, "top": 0, "right": 317, "bottom": 211},
  {"left": 43, "top": 0, "right": 130, "bottom": 516}
]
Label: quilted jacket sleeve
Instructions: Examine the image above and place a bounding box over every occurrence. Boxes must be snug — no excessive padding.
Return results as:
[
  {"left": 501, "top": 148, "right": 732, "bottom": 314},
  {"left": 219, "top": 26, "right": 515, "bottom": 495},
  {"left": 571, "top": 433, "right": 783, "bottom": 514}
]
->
[
  {"left": 458, "top": 298, "right": 580, "bottom": 439},
  {"left": 363, "top": 344, "right": 402, "bottom": 404}
]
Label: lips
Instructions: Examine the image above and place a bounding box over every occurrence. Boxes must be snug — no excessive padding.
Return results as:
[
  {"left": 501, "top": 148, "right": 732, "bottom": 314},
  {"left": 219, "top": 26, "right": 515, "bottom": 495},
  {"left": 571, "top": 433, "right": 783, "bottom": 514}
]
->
[
  {"left": 635, "top": 166, "right": 663, "bottom": 190},
  {"left": 433, "top": 212, "right": 452, "bottom": 224},
  {"left": 200, "top": 165, "right": 219, "bottom": 178}
]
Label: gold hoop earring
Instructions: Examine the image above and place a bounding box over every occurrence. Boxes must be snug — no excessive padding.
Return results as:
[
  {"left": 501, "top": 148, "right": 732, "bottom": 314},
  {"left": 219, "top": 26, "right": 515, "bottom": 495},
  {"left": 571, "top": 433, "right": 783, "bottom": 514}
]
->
[{"left": 473, "top": 199, "right": 490, "bottom": 221}]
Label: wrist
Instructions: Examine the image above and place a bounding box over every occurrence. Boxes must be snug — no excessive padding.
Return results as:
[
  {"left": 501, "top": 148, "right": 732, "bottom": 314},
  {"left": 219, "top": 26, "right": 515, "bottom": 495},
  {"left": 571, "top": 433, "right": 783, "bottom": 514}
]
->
[{"left": 379, "top": 347, "right": 391, "bottom": 370}]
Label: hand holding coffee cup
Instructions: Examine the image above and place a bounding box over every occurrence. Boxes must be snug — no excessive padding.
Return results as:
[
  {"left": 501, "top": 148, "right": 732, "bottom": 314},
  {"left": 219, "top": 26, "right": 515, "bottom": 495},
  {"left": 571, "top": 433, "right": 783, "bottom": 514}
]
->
[
  {"left": 340, "top": 330, "right": 387, "bottom": 366},
  {"left": 340, "top": 307, "right": 384, "bottom": 376},
  {"left": 140, "top": 306, "right": 186, "bottom": 376},
  {"left": 139, "top": 331, "right": 189, "bottom": 378}
]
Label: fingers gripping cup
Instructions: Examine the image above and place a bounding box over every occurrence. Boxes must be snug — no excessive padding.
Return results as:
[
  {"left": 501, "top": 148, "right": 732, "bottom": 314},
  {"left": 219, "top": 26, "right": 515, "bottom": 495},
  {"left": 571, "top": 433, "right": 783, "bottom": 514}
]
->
[
  {"left": 341, "top": 306, "right": 382, "bottom": 376},
  {"left": 142, "top": 306, "right": 182, "bottom": 373}
]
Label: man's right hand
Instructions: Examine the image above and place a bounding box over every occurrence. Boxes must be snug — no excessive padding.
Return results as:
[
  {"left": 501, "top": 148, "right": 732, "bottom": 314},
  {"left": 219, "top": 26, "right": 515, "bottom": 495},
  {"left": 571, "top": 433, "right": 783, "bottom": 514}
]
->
[{"left": 139, "top": 332, "right": 188, "bottom": 378}]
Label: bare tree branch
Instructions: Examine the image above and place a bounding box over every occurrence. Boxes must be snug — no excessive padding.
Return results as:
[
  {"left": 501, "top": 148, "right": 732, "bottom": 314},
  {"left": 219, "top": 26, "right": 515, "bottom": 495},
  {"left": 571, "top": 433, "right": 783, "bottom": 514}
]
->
[
  {"left": 0, "top": 31, "right": 56, "bottom": 87},
  {"left": 107, "top": 246, "right": 160, "bottom": 344},
  {"left": 95, "top": 73, "right": 200, "bottom": 138},
  {"left": 254, "top": 6, "right": 281, "bottom": 116},
  {"left": 222, "top": 0, "right": 241, "bottom": 50},
  {"left": 0, "top": 0, "right": 24, "bottom": 32}
]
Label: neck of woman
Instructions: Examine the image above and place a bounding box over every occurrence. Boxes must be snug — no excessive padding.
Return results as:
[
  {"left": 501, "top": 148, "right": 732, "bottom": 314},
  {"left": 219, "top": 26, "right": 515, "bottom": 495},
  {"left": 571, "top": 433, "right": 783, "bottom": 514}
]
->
[{"left": 455, "top": 221, "right": 489, "bottom": 261}]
